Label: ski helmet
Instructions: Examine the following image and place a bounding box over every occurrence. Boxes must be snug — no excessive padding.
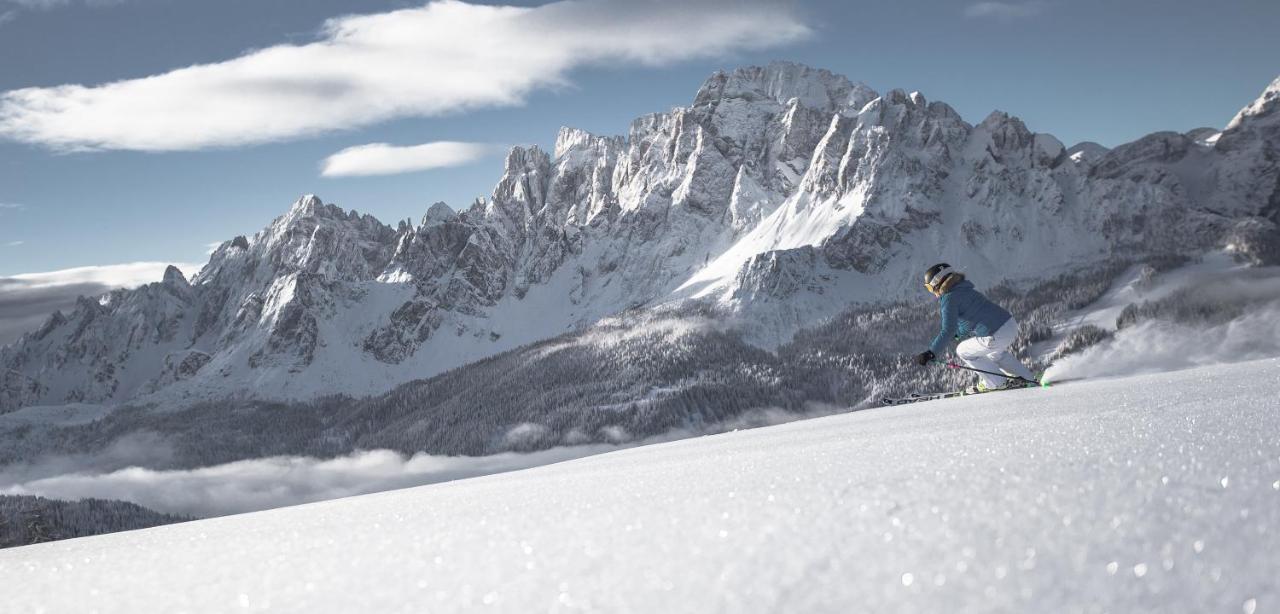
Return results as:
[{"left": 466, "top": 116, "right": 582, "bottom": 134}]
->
[{"left": 923, "top": 263, "right": 957, "bottom": 292}]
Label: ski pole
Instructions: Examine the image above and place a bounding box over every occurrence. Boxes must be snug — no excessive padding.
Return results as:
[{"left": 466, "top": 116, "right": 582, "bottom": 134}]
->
[{"left": 931, "top": 360, "right": 1041, "bottom": 386}]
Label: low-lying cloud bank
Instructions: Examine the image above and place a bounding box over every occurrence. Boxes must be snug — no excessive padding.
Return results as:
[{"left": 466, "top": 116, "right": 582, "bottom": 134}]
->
[
  {"left": 0, "top": 262, "right": 200, "bottom": 346},
  {"left": 0, "top": 404, "right": 833, "bottom": 518},
  {"left": 1, "top": 446, "right": 626, "bottom": 517}
]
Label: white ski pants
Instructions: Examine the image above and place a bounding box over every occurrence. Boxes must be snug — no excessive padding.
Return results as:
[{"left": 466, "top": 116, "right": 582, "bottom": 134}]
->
[{"left": 955, "top": 318, "right": 1036, "bottom": 388}]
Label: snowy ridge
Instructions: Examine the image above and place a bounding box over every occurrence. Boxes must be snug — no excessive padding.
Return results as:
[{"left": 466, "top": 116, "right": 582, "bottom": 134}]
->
[
  {"left": 3, "top": 359, "right": 1277, "bottom": 612},
  {"left": 2, "top": 62, "right": 1279, "bottom": 410}
]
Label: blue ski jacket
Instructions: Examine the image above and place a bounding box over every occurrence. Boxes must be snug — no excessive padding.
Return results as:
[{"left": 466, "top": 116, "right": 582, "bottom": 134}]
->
[{"left": 929, "top": 280, "right": 1012, "bottom": 355}]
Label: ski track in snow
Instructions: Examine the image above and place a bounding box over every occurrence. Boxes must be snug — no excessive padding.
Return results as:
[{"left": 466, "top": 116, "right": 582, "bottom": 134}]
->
[{"left": 2, "top": 359, "right": 1279, "bottom": 613}]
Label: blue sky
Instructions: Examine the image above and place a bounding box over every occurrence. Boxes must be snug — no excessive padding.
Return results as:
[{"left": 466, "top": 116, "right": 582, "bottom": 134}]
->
[{"left": 1, "top": 0, "right": 1277, "bottom": 277}]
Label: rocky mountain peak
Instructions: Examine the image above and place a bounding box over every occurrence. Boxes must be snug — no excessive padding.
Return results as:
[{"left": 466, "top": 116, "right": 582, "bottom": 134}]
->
[
  {"left": 421, "top": 202, "right": 457, "bottom": 227},
  {"left": 501, "top": 145, "right": 551, "bottom": 175},
  {"left": 489, "top": 146, "right": 552, "bottom": 224},
  {"left": 694, "top": 61, "right": 875, "bottom": 113},
  {"left": 976, "top": 110, "right": 1036, "bottom": 154},
  {"left": 286, "top": 194, "right": 324, "bottom": 216},
  {"left": 977, "top": 110, "right": 1028, "bottom": 134},
  {"left": 1185, "top": 127, "right": 1219, "bottom": 142},
  {"left": 278, "top": 194, "right": 377, "bottom": 226},
  {"left": 554, "top": 126, "right": 623, "bottom": 160},
  {"left": 1067, "top": 141, "right": 1110, "bottom": 165},
  {"left": 161, "top": 265, "right": 189, "bottom": 290},
  {"left": 1091, "top": 132, "right": 1192, "bottom": 179},
  {"left": 244, "top": 196, "right": 398, "bottom": 285}
]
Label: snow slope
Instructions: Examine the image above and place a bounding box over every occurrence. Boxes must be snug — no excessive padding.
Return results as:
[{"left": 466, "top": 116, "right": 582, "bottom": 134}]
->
[{"left": 3, "top": 358, "right": 1277, "bottom": 613}]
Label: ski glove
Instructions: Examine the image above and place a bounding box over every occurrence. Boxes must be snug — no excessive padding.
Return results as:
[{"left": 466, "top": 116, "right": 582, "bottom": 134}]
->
[{"left": 913, "top": 350, "right": 935, "bottom": 366}]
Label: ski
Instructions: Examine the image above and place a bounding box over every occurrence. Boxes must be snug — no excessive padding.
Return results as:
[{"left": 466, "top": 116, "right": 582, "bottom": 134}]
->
[
  {"left": 880, "top": 390, "right": 967, "bottom": 405},
  {"left": 880, "top": 379, "right": 1049, "bottom": 406}
]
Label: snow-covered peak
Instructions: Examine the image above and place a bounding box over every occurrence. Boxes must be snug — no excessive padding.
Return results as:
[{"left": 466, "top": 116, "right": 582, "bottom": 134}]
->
[
  {"left": 283, "top": 194, "right": 329, "bottom": 221},
  {"left": 553, "top": 126, "right": 623, "bottom": 160},
  {"left": 1066, "top": 141, "right": 1110, "bottom": 165},
  {"left": 277, "top": 194, "right": 384, "bottom": 231},
  {"left": 1226, "top": 75, "right": 1280, "bottom": 130},
  {"left": 976, "top": 110, "right": 1033, "bottom": 150},
  {"left": 489, "top": 145, "right": 551, "bottom": 220},
  {"left": 498, "top": 145, "right": 550, "bottom": 177},
  {"left": 693, "top": 61, "right": 876, "bottom": 112},
  {"left": 215, "top": 195, "right": 399, "bottom": 289}
]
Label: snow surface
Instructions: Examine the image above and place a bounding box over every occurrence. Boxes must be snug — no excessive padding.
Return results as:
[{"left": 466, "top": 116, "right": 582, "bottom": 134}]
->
[{"left": 3, "top": 359, "right": 1278, "bottom": 613}]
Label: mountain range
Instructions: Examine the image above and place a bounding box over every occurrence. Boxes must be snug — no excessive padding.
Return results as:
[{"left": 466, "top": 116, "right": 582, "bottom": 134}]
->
[{"left": 3, "top": 62, "right": 1277, "bottom": 413}]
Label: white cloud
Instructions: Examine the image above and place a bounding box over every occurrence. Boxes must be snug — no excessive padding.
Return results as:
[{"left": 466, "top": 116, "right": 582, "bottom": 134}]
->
[
  {"left": 321, "top": 141, "right": 502, "bottom": 177},
  {"left": 0, "top": 0, "right": 811, "bottom": 152},
  {"left": 0, "top": 202, "right": 23, "bottom": 210},
  {"left": 5, "top": 240, "right": 23, "bottom": 247},
  {"left": 0, "top": 9, "right": 17, "bottom": 27},
  {"left": 963, "top": 1, "right": 1046, "bottom": 20}
]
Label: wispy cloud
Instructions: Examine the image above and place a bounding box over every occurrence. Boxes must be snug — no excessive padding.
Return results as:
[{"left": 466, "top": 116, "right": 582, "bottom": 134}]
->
[
  {"left": 963, "top": 1, "right": 1046, "bottom": 20},
  {"left": 3, "top": 0, "right": 65, "bottom": 8},
  {"left": 3, "top": 0, "right": 124, "bottom": 9},
  {"left": 0, "top": 261, "right": 201, "bottom": 345},
  {"left": 5, "top": 240, "right": 23, "bottom": 247},
  {"left": 321, "top": 141, "right": 503, "bottom": 177},
  {"left": 0, "top": 0, "right": 810, "bottom": 152},
  {"left": 0, "top": 0, "right": 124, "bottom": 24},
  {"left": 0, "top": 202, "right": 23, "bottom": 211}
]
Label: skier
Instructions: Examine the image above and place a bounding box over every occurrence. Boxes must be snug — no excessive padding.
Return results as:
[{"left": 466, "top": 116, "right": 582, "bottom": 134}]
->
[{"left": 912, "top": 263, "right": 1037, "bottom": 393}]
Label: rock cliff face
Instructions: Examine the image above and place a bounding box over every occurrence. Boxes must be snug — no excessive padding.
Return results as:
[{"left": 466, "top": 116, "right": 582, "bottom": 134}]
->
[{"left": 3, "top": 63, "right": 1277, "bottom": 411}]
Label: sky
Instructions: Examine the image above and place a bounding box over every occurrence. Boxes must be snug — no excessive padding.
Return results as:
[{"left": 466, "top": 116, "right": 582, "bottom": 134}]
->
[{"left": 0, "top": 0, "right": 1277, "bottom": 281}]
